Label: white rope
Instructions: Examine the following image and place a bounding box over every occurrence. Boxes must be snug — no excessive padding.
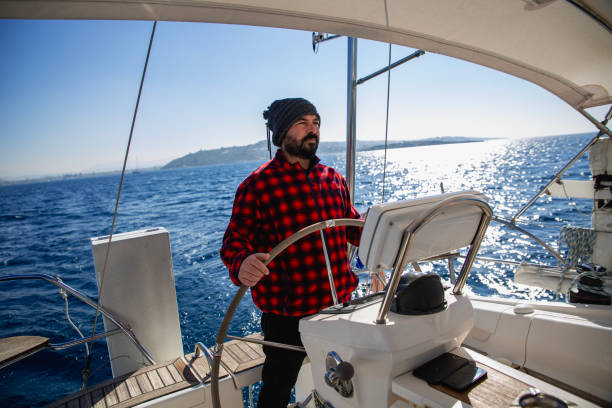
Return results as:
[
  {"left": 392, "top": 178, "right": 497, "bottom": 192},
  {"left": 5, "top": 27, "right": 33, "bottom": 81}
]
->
[{"left": 59, "top": 287, "right": 90, "bottom": 357}]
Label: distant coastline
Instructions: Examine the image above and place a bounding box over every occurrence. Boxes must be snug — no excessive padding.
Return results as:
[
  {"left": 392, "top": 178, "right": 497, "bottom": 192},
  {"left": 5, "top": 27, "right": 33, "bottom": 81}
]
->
[
  {"left": 161, "top": 136, "right": 487, "bottom": 170},
  {"left": 0, "top": 168, "right": 161, "bottom": 186},
  {"left": 1, "top": 136, "right": 488, "bottom": 185}
]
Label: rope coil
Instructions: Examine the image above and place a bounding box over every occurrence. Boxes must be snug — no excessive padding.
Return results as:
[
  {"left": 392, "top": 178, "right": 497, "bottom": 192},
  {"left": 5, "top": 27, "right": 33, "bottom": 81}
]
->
[{"left": 558, "top": 226, "right": 596, "bottom": 267}]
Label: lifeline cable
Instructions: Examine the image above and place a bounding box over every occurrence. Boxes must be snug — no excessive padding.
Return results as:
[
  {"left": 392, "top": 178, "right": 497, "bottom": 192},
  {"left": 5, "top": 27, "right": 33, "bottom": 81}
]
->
[
  {"left": 83, "top": 20, "right": 157, "bottom": 389},
  {"left": 381, "top": 43, "right": 392, "bottom": 203}
]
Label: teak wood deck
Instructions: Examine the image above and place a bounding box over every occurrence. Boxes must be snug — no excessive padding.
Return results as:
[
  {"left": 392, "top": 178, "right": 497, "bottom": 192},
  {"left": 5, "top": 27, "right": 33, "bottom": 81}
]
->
[
  {"left": 39, "top": 333, "right": 605, "bottom": 408},
  {"left": 46, "top": 333, "right": 265, "bottom": 408},
  {"left": 431, "top": 361, "right": 529, "bottom": 407},
  {"left": 393, "top": 347, "right": 609, "bottom": 408}
]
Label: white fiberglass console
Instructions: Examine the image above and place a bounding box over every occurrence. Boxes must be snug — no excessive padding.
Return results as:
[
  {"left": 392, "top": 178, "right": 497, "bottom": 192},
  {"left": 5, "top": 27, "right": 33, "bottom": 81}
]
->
[
  {"left": 299, "top": 191, "right": 492, "bottom": 407},
  {"left": 359, "top": 191, "right": 488, "bottom": 271},
  {"left": 300, "top": 291, "right": 474, "bottom": 408}
]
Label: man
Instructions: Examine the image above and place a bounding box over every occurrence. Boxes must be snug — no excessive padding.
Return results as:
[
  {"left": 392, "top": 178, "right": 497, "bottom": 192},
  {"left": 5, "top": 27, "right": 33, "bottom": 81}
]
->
[{"left": 220, "top": 98, "right": 361, "bottom": 407}]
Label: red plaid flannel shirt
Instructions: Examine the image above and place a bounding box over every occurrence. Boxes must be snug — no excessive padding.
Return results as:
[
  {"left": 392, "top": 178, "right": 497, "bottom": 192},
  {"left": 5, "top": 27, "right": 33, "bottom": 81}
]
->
[{"left": 220, "top": 150, "right": 361, "bottom": 316}]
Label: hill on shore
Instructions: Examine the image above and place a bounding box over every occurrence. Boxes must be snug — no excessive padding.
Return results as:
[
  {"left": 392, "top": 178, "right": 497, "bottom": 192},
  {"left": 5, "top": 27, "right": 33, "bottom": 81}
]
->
[{"left": 162, "top": 137, "right": 485, "bottom": 169}]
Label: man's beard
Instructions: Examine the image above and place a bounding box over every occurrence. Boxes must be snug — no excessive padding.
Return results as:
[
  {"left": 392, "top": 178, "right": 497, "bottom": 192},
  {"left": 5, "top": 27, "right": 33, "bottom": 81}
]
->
[{"left": 284, "top": 133, "right": 319, "bottom": 160}]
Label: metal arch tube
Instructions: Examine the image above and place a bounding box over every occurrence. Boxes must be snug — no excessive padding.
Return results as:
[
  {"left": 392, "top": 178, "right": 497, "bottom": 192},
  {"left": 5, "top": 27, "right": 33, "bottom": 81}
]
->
[
  {"left": 346, "top": 37, "right": 358, "bottom": 204},
  {"left": 320, "top": 229, "right": 339, "bottom": 305},
  {"left": 577, "top": 106, "right": 612, "bottom": 139},
  {"left": 355, "top": 49, "right": 425, "bottom": 85},
  {"left": 375, "top": 196, "right": 493, "bottom": 323},
  {"left": 452, "top": 208, "right": 492, "bottom": 295},
  {"left": 0, "top": 274, "right": 156, "bottom": 365},
  {"left": 375, "top": 230, "right": 415, "bottom": 324}
]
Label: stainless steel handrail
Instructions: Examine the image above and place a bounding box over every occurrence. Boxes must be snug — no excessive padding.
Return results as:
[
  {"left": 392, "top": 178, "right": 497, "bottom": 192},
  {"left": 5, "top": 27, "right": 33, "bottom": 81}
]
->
[
  {"left": 375, "top": 195, "right": 493, "bottom": 324},
  {"left": 452, "top": 201, "right": 493, "bottom": 295},
  {"left": 225, "top": 335, "right": 306, "bottom": 353},
  {"left": 50, "top": 328, "right": 122, "bottom": 350},
  {"left": 0, "top": 274, "right": 156, "bottom": 365},
  {"left": 194, "top": 342, "right": 214, "bottom": 382}
]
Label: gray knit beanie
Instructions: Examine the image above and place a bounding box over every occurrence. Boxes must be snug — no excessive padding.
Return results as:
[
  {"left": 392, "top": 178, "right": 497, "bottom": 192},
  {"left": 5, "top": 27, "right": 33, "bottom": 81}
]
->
[{"left": 263, "top": 98, "right": 320, "bottom": 146}]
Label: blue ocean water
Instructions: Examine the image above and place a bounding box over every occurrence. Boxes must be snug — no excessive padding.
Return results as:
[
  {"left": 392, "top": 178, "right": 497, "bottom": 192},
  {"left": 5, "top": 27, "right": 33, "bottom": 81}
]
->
[{"left": 0, "top": 134, "right": 595, "bottom": 407}]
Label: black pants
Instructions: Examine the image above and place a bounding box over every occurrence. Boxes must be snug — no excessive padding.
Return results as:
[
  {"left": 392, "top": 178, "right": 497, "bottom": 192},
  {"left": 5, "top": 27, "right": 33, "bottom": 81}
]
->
[{"left": 257, "top": 313, "right": 307, "bottom": 408}]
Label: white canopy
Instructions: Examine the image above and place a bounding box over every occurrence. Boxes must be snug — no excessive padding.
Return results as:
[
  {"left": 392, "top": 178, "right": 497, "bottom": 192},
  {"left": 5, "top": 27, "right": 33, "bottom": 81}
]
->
[{"left": 1, "top": 0, "right": 611, "bottom": 109}]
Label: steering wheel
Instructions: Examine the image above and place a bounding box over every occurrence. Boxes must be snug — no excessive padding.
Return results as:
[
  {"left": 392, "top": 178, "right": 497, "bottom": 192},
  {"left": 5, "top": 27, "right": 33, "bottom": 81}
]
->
[{"left": 211, "top": 218, "right": 364, "bottom": 408}]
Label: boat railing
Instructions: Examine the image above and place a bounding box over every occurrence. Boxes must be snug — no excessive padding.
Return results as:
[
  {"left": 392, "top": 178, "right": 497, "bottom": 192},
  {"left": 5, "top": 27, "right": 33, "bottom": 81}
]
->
[
  {"left": 0, "top": 273, "right": 156, "bottom": 369},
  {"left": 193, "top": 341, "right": 214, "bottom": 382}
]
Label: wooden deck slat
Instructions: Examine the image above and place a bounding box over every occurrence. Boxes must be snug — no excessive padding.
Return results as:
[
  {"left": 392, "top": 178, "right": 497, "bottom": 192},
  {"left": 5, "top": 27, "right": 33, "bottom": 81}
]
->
[
  {"left": 174, "top": 358, "right": 199, "bottom": 383},
  {"left": 241, "top": 341, "right": 264, "bottom": 360},
  {"left": 124, "top": 376, "right": 141, "bottom": 398},
  {"left": 167, "top": 362, "right": 183, "bottom": 383},
  {"left": 103, "top": 385, "right": 119, "bottom": 406},
  {"left": 146, "top": 369, "right": 165, "bottom": 390},
  {"left": 135, "top": 373, "right": 153, "bottom": 394},
  {"left": 113, "top": 381, "right": 197, "bottom": 408},
  {"left": 114, "top": 382, "right": 130, "bottom": 403},
  {"left": 45, "top": 357, "right": 202, "bottom": 408},
  {"left": 432, "top": 362, "right": 529, "bottom": 408},
  {"left": 157, "top": 366, "right": 175, "bottom": 387},
  {"left": 219, "top": 336, "right": 266, "bottom": 374},
  {"left": 226, "top": 343, "right": 251, "bottom": 364},
  {"left": 184, "top": 352, "right": 210, "bottom": 381},
  {"left": 46, "top": 334, "right": 268, "bottom": 408},
  {"left": 222, "top": 351, "right": 241, "bottom": 372},
  {"left": 219, "top": 348, "right": 239, "bottom": 372}
]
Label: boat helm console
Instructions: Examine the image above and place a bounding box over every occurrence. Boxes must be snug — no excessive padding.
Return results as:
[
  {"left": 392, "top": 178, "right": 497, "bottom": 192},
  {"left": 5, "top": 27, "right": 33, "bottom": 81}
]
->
[
  {"left": 319, "top": 271, "right": 448, "bottom": 316},
  {"left": 300, "top": 191, "right": 492, "bottom": 407},
  {"left": 390, "top": 272, "right": 447, "bottom": 315}
]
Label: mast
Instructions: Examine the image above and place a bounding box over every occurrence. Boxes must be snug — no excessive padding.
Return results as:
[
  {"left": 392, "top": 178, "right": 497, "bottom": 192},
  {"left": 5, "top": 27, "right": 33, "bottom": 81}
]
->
[{"left": 346, "top": 37, "right": 358, "bottom": 204}]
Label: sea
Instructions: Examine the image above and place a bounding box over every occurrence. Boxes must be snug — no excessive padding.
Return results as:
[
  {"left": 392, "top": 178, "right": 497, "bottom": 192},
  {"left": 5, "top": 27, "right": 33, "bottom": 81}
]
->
[{"left": 0, "top": 133, "right": 596, "bottom": 407}]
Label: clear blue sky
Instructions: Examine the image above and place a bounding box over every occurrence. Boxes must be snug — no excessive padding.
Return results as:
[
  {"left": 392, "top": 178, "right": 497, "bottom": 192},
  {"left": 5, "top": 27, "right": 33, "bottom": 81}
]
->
[{"left": 0, "top": 19, "right": 607, "bottom": 180}]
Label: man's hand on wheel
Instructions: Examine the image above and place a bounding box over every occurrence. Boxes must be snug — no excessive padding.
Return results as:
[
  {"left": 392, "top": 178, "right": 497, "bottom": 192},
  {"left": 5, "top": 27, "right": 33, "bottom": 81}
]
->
[{"left": 238, "top": 253, "right": 270, "bottom": 286}]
